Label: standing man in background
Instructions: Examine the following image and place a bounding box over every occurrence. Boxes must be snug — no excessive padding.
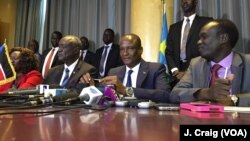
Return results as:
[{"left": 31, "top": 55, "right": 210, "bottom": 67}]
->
[
  {"left": 79, "top": 36, "right": 96, "bottom": 66},
  {"left": 165, "top": 0, "right": 212, "bottom": 87},
  {"left": 40, "top": 31, "right": 64, "bottom": 78},
  {"left": 95, "top": 28, "right": 123, "bottom": 78}
]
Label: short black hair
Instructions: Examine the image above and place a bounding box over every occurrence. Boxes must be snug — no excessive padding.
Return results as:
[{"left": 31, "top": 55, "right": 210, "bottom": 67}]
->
[
  {"left": 214, "top": 19, "right": 239, "bottom": 47},
  {"left": 28, "top": 39, "right": 39, "bottom": 53},
  {"left": 52, "top": 31, "right": 63, "bottom": 40},
  {"left": 80, "top": 36, "right": 89, "bottom": 49},
  {"left": 104, "top": 28, "right": 115, "bottom": 37}
]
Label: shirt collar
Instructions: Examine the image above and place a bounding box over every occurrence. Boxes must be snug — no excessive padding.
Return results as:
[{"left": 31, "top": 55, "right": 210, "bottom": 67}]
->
[
  {"left": 104, "top": 43, "right": 113, "bottom": 48},
  {"left": 126, "top": 63, "right": 141, "bottom": 73},
  {"left": 211, "top": 52, "right": 233, "bottom": 69},
  {"left": 184, "top": 13, "right": 196, "bottom": 25},
  {"left": 64, "top": 59, "right": 79, "bottom": 72}
]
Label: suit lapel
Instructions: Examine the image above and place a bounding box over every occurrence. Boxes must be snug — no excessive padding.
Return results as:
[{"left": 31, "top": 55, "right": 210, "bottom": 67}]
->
[
  {"left": 84, "top": 51, "right": 89, "bottom": 61},
  {"left": 66, "top": 60, "right": 81, "bottom": 87},
  {"left": 187, "top": 15, "right": 199, "bottom": 43},
  {"left": 118, "top": 66, "right": 126, "bottom": 82},
  {"left": 203, "top": 61, "right": 211, "bottom": 87},
  {"left": 55, "top": 66, "right": 64, "bottom": 84},
  {"left": 136, "top": 61, "right": 149, "bottom": 88},
  {"left": 231, "top": 53, "right": 243, "bottom": 94},
  {"left": 176, "top": 22, "right": 183, "bottom": 51}
]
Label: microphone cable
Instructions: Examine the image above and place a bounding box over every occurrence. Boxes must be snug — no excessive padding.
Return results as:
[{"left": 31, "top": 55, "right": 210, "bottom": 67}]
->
[{"left": 0, "top": 103, "right": 109, "bottom": 116}]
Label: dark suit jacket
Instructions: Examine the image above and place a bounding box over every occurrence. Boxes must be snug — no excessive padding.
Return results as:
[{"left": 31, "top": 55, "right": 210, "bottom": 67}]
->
[
  {"left": 108, "top": 60, "right": 171, "bottom": 103},
  {"left": 43, "top": 60, "right": 98, "bottom": 89},
  {"left": 95, "top": 44, "right": 123, "bottom": 77},
  {"left": 170, "top": 52, "right": 250, "bottom": 104},
  {"left": 40, "top": 48, "right": 63, "bottom": 71},
  {"left": 165, "top": 15, "right": 213, "bottom": 72},
  {"left": 82, "top": 50, "right": 96, "bottom": 67}
]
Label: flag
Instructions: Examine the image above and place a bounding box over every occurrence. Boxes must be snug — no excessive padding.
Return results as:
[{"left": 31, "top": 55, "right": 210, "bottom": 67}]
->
[
  {"left": 158, "top": 3, "right": 168, "bottom": 65},
  {"left": 0, "top": 43, "right": 16, "bottom": 90}
]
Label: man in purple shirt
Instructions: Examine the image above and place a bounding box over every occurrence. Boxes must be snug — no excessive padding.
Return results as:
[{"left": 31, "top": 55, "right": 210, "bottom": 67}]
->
[{"left": 170, "top": 19, "right": 250, "bottom": 106}]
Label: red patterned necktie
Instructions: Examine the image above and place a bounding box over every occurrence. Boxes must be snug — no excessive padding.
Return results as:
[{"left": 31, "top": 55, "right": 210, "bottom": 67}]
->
[
  {"left": 209, "top": 64, "right": 222, "bottom": 87},
  {"left": 44, "top": 48, "right": 55, "bottom": 78},
  {"left": 79, "top": 50, "right": 84, "bottom": 60}
]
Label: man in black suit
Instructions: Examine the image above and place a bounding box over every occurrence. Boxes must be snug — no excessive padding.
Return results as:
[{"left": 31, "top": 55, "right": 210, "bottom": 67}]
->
[
  {"left": 95, "top": 28, "right": 123, "bottom": 78},
  {"left": 43, "top": 35, "right": 97, "bottom": 89},
  {"left": 165, "top": 0, "right": 213, "bottom": 87},
  {"left": 79, "top": 36, "right": 96, "bottom": 66},
  {"left": 40, "top": 31, "right": 64, "bottom": 78},
  {"left": 82, "top": 34, "right": 171, "bottom": 103}
]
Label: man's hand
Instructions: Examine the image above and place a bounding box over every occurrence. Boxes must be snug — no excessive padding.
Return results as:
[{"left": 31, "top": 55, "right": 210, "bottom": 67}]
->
[
  {"left": 101, "top": 76, "right": 126, "bottom": 95},
  {"left": 80, "top": 73, "right": 95, "bottom": 86},
  {"left": 195, "top": 77, "right": 233, "bottom": 106},
  {"left": 172, "top": 70, "right": 185, "bottom": 80}
]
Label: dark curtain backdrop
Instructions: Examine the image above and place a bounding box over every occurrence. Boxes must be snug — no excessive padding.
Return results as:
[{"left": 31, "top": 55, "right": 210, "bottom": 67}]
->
[
  {"left": 15, "top": 0, "right": 42, "bottom": 48},
  {"left": 15, "top": 0, "right": 250, "bottom": 54},
  {"left": 15, "top": 0, "right": 131, "bottom": 53}
]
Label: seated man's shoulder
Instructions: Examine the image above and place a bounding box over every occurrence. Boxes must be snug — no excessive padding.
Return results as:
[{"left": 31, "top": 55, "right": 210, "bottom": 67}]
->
[
  {"left": 244, "top": 53, "right": 250, "bottom": 60},
  {"left": 108, "top": 65, "right": 124, "bottom": 75},
  {"left": 145, "top": 62, "right": 166, "bottom": 72},
  {"left": 81, "top": 61, "right": 95, "bottom": 67},
  {"left": 190, "top": 56, "right": 206, "bottom": 66},
  {"left": 49, "top": 64, "right": 63, "bottom": 72},
  {"left": 147, "top": 62, "right": 164, "bottom": 67}
]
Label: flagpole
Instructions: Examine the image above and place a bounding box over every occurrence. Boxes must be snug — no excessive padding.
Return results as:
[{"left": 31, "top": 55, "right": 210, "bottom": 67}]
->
[{"left": 161, "top": 0, "right": 165, "bottom": 15}]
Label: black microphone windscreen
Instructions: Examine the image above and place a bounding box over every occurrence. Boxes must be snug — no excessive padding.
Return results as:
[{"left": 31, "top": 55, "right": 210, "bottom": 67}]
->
[
  {"left": 53, "top": 90, "right": 79, "bottom": 102},
  {"left": 49, "top": 84, "right": 63, "bottom": 89},
  {"left": 8, "top": 88, "right": 38, "bottom": 95}
]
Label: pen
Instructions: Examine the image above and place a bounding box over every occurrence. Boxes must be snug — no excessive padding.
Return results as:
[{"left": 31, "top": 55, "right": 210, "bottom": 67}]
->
[
  {"left": 224, "top": 67, "right": 228, "bottom": 79},
  {"left": 92, "top": 78, "right": 101, "bottom": 82}
]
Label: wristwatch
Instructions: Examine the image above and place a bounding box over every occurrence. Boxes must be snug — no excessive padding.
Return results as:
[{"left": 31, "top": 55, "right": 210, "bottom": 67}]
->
[
  {"left": 125, "top": 87, "right": 134, "bottom": 97},
  {"left": 230, "top": 95, "right": 239, "bottom": 106}
]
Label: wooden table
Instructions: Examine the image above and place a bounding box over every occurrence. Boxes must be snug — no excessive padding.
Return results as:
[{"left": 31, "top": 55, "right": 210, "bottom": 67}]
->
[{"left": 0, "top": 107, "right": 250, "bottom": 141}]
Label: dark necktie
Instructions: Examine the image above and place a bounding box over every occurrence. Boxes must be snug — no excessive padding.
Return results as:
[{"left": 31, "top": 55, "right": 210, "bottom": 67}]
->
[
  {"left": 126, "top": 70, "right": 133, "bottom": 87},
  {"left": 99, "top": 46, "right": 108, "bottom": 75},
  {"left": 61, "top": 68, "right": 70, "bottom": 88},
  {"left": 79, "top": 50, "right": 84, "bottom": 60},
  {"left": 209, "top": 64, "right": 222, "bottom": 87},
  {"left": 180, "top": 18, "right": 190, "bottom": 61},
  {"left": 44, "top": 48, "right": 55, "bottom": 78}
]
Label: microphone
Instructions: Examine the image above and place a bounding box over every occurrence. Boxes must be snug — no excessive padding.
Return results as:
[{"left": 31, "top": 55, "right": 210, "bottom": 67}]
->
[
  {"left": 23, "top": 90, "right": 78, "bottom": 105},
  {"left": 79, "top": 86, "right": 103, "bottom": 105},
  {"left": 24, "top": 86, "right": 103, "bottom": 106},
  {"left": 6, "top": 84, "right": 61, "bottom": 95},
  {"left": 98, "top": 85, "right": 120, "bottom": 106},
  {"left": 52, "top": 90, "right": 80, "bottom": 102},
  {"left": 23, "top": 97, "right": 52, "bottom": 106},
  {"left": 52, "top": 86, "right": 103, "bottom": 105},
  {"left": 7, "top": 88, "right": 39, "bottom": 95}
]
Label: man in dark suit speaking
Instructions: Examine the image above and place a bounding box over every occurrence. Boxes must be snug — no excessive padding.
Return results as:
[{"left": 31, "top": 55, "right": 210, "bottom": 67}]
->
[
  {"left": 82, "top": 34, "right": 171, "bottom": 103},
  {"left": 165, "top": 0, "right": 212, "bottom": 86},
  {"left": 43, "top": 35, "right": 97, "bottom": 89}
]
